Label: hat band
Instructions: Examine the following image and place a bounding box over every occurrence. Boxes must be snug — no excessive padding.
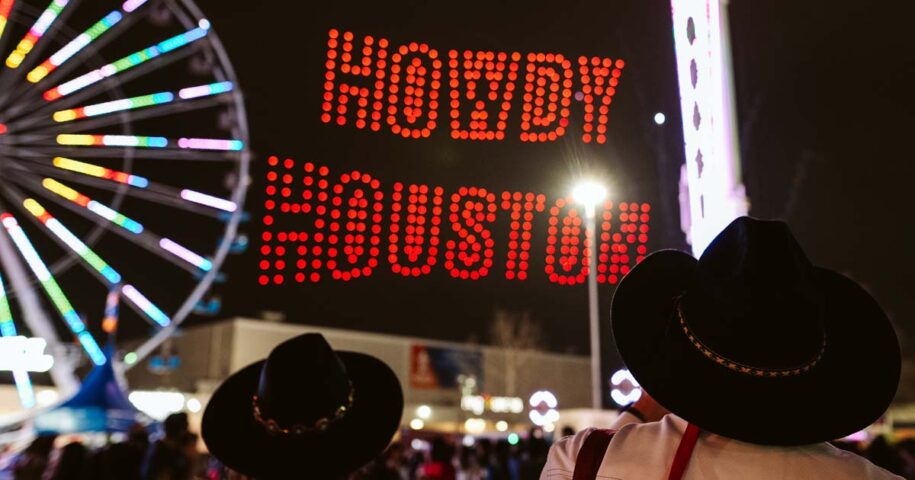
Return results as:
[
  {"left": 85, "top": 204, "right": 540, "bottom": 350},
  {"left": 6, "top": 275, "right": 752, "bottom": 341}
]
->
[
  {"left": 252, "top": 382, "right": 355, "bottom": 436},
  {"left": 676, "top": 298, "right": 826, "bottom": 377}
]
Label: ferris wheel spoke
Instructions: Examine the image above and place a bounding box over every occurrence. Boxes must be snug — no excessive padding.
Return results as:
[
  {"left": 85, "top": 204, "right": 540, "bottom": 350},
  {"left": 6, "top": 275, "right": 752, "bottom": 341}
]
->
[
  {"left": 53, "top": 82, "right": 233, "bottom": 122},
  {"left": 11, "top": 81, "right": 234, "bottom": 133},
  {"left": 3, "top": 0, "right": 72, "bottom": 69},
  {"left": 56, "top": 133, "right": 243, "bottom": 151},
  {"left": 4, "top": 42, "right": 206, "bottom": 126},
  {"left": 3, "top": 141, "right": 242, "bottom": 161},
  {"left": 0, "top": 0, "right": 78, "bottom": 103},
  {"left": 25, "top": 0, "right": 150, "bottom": 85},
  {"left": 120, "top": 283, "right": 170, "bottom": 329},
  {"left": 11, "top": 195, "right": 170, "bottom": 329},
  {"left": 0, "top": 271, "right": 37, "bottom": 409},
  {"left": 0, "top": 0, "right": 250, "bottom": 379},
  {"left": 51, "top": 155, "right": 238, "bottom": 214},
  {"left": 8, "top": 155, "right": 236, "bottom": 218},
  {"left": 0, "top": 211, "right": 106, "bottom": 366},
  {"left": 2, "top": 180, "right": 120, "bottom": 280},
  {"left": 43, "top": 20, "right": 210, "bottom": 102},
  {"left": 7, "top": 170, "right": 220, "bottom": 276},
  {"left": 2, "top": 22, "right": 207, "bottom": 123}
]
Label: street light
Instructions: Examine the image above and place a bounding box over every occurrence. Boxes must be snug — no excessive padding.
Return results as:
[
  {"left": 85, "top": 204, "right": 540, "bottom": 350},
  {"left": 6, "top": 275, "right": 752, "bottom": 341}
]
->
[{"left": 572, "top": 180, "right": 607, "bottom": 410}]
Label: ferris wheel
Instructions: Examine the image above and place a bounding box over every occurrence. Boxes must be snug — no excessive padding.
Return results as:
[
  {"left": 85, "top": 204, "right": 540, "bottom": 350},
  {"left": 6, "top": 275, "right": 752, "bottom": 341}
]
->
[{"left": 0, "top": 0, "right": 249, "bottom": 407}]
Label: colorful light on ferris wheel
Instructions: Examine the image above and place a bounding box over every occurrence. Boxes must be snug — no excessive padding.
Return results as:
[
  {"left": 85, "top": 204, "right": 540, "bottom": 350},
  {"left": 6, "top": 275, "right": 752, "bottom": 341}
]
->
[
  {"left": 177, "top": 138, "right": 244, "bottom": 151},
  {"left": 43, "top": 21, "right": 211, "bottom": 101},
  {"left": 5, "top": 0, "right": 69, "bottom": 69},
  {"left": 22, "top": 199, "right": 123, "bottom": 285},
  {"left": 120, "top": 0, "right": 148, "bottom": 13},
  {"left": 53, "top": 157, "right": 149, "bottom": 188},
  {"left": 53, "top": 92, "right": 175, "bottom": 122},
  {"left": 0, "top": 0, "right": 15, "bottom": 41},
  {"left": 49, "top": 82, "right": 234, "bottom": 120},
  {"left": 0, "top": 274, "right": 15, "bottom": 337},
  {"left": 0, "top": 214, "right": 105, "bottom": 366},
  {"left": 121, "top": 285, "right": 170, "bottom": 328},
  {"left": 178, "top": 81, "right": 233, "bottom": 99},
  {"left": 42, "top": 178, "right": 145, "bottom": 234},
  {"left": 56, "top": 134, "right": 168, "bottom": 148},
  {"left": 180, "top": 189, "right": 237, "bottom": 212},
  {"left": 27, "top": 11, "right": 123, "bottom": 82},
  {"left": 159, "top": 238, "right": 213, "bottom": 272}
]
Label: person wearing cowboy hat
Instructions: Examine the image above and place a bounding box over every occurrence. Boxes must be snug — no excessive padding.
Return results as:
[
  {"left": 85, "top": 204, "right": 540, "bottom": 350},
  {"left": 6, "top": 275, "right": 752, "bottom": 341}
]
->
[
  {"left": 540, "top": 217, "right": 902, "bottom": 480},
  {"left": 201, "top": 332, "right": 404, "bottom": 479}
]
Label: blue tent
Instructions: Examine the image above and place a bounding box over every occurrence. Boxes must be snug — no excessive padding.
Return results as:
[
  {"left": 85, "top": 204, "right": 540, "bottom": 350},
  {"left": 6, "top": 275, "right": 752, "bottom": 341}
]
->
[{"left": 33, "top": 345, "right": 150, "bottom": 435}]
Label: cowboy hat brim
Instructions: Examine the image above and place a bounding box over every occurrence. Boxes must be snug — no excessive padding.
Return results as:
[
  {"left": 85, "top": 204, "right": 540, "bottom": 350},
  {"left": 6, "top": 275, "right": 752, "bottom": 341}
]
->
[
  {"left": 202, "top": 351, "right": 403, "bottom": 478},
  {"left": 611, "top": 250, "right": 900, "bottom": 446}
]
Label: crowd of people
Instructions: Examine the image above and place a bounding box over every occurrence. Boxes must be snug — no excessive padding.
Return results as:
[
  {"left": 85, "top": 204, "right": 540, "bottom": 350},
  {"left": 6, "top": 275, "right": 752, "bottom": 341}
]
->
[
  {"left": 3, "top": 422, "right": 915, "bottom": 479},
  {"left": 351, "top": 431, "right": 552, "bottom": 480},
  {"left": 0, "top": 217, "right": 911, "bottom": 480},
  {"left": 0, "top": 413, "right": 199, "bottom": 480}
]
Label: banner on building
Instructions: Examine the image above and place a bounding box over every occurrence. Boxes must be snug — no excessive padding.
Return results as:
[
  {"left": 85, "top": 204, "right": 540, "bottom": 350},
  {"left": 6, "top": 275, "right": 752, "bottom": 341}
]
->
[{"left": 410, "top": 344, "right": 483, "bottom": 389}]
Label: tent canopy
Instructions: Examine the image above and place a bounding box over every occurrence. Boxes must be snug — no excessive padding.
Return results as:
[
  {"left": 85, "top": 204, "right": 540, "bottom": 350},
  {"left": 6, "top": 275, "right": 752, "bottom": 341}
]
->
[{"left": 33, "top": 344, "right": 149, "bottom": 435}]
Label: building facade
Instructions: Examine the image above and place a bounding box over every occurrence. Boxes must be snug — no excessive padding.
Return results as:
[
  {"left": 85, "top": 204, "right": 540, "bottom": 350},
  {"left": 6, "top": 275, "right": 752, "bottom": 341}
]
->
[{"left": 125, "top": 317, "right": 596, "bottom": 433}]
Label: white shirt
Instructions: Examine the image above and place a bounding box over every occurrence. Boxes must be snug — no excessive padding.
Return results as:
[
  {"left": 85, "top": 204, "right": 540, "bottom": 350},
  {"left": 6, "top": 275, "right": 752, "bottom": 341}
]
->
[{"left": 540, "top": 413, "right": 902, "bottom": 480}]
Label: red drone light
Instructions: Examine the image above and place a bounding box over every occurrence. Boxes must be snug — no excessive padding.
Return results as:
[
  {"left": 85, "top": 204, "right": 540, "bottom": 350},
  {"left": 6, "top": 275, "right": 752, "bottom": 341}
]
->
[
  {"left": 321, "top": 29, "right": 625, "bottom": 144},
  {"left": 260, "top": 157, "right": 650, "bottom": 285}
]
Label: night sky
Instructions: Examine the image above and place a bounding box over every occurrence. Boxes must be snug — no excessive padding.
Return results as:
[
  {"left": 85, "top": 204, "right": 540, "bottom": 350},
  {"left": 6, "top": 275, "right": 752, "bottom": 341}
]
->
[
  {"left": 187, "top": 0, "right": 914, "bottom": 372},
  {"left": 2, "top": 0, "right": 910, "bottom": 396}
]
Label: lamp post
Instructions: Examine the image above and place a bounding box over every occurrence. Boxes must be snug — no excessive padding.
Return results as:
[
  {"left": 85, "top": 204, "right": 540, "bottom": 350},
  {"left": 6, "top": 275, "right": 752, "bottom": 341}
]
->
[{"left": 572, "top": 181, "right": 607, "bottom": 410}]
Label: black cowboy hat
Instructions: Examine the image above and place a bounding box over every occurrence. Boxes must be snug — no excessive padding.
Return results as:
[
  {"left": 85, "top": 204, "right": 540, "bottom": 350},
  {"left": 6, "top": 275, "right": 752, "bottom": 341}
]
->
[
  {"left": 612, "top": 217, "right": 900, "bottom": 446},
  {"left": 201, "top": 333, "right": 404, "bottom": 478}
]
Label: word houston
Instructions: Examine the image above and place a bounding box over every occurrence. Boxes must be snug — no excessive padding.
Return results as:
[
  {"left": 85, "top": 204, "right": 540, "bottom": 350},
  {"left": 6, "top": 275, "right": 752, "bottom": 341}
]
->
[
  {"left": 321, "top": 28, "right": 625, "bottom": 144},
  {"left": 259, "top": 156, "right": 650, "bottom": 285}
]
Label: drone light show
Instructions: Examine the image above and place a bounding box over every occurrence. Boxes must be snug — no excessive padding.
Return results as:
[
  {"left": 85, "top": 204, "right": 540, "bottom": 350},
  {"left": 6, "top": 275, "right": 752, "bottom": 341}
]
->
[
  {"left": 321, "top": 28, "right": 625, "bottom": 145},
  {"left": 259, "top": 157, "right": 650, "bottom": 285}
]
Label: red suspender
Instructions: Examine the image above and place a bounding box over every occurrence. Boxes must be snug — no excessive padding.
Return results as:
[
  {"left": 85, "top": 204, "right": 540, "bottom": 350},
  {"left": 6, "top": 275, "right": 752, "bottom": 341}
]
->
[
  {"left": 572, "top": 429, "right": 616, "bottom": 480},
  {"left": 571, "top": 422, "right": 701, "bottom": 480},
  {"left": 667, "top": 423, "right": 701, "bottom": 480}
]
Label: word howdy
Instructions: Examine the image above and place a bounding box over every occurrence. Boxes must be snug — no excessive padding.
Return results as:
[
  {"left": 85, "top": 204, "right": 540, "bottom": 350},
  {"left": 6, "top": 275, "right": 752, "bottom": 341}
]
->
[
  {"left": 259, "top": 156, "right": 650, "bottom": 286},
  {"left": 321, "top": 28, "right": 625, "bottom": 144}
]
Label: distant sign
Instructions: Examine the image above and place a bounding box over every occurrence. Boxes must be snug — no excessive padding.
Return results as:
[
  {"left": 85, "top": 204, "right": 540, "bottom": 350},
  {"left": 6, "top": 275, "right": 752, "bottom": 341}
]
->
[
  {"left": 0, "top": 336, "right": 55, "bottom": 372},
  {"left": 410, "top": 344, "right": 482, "bottom": 389}
]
